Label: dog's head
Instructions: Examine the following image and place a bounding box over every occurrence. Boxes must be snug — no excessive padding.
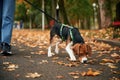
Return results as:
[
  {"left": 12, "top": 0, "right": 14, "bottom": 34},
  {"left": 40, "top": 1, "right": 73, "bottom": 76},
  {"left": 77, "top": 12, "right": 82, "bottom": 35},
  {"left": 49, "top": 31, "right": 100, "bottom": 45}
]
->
[{"left": 71, "top": 43, "right": 92, "bottom": 63}]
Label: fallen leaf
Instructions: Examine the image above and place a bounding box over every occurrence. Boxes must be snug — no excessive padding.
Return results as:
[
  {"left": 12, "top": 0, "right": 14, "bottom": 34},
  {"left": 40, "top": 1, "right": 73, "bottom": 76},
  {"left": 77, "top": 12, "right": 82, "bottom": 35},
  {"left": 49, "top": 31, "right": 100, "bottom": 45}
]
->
[
  {"left": 100, "top": 62, "right": 118, "bottom": 69},
  {"left": 112, "top": 70, "right": 120, "bottom": 74},
  {"left": 69, "top": 71, "right": 80, "bottom": 79},
  {"left": 8, "top": 64, "right": 18, "bottom": 69},
  {"left": 64, "top": 63, "right": 76, "bottom": 67},
  {"left": 39, "top": 60, "right": 48, "bottom": 64},
  {"left": 25, "top": 72, "right": 42, "bottom": 78},
  {"left": 110, "top": 77, "right": 120, "bottom": 80},
  {"left": 57, "top": 61, "right": 65, "bottom": 65},
  {"left": 6, "top": 64, "right": 19, "bottom": 71},
  {"left": 87, "top": 59, "right": 97, "bottom": 64},
  {"left": 30, "top": 52, "right": 35, "bottom": 54},
  {"left": 86, "top": 68, "right": 95, "bottom": 76},
  {"left": 52, "top": 57, "right": 59, "bottom": 60},
  {"left": 81, "top": 72, "right": 86, "bottom": 76},
  {"left": 68, "top": 71, "right": 79, "bottom": 75},
  {"left": 3, "top": 62, "right": 10, "bottom": 65},
  {"left": 102, "top": 58, "right": 114, "bottom": 63},
  {"left": 56, "top": 75, "right": 64, "bottom": 79},
  {"left": 80, "top": 68, "right": 101, "bottom": 76},
  {"left": 108, "top": 64, "right": 117, "bottom": 69},
  {"left": 16, "top": 74, "right": 20, "bottom": 78},
  {"left": 111, "top": 53, "right": 120, "bottom": 58},
  {"left": 42, "top": 60, "right": 48, "bottom": 63},
  {"left": 72, "top": 75, "right": 80, "bottom": 79},
  {"left": 24, "top": 56, "right": 31, "bottom": 58}
]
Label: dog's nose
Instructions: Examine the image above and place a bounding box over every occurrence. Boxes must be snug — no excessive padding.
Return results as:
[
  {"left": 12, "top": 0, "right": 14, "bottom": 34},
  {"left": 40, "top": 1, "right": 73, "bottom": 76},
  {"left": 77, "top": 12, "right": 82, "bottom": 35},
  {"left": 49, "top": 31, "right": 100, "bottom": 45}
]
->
[
  {"left": 83, "top": 60, "right": 87, "bottom": 63},
  {"left": 81, "top": 57, "right": 88, "bottom": 63}
]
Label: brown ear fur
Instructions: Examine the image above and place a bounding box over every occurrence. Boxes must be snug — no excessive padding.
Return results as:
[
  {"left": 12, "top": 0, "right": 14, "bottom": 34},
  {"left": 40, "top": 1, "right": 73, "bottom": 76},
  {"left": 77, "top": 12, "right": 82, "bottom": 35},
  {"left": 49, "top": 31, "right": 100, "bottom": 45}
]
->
[
  {"left": 86, "top": 44, "right": 92, "bottom": 56},
  {"left": 71, "top": 44, "right": 92, "bottom": 56},
  {"left": 71, "top": 44, "right": 81, "bottom": 55}
]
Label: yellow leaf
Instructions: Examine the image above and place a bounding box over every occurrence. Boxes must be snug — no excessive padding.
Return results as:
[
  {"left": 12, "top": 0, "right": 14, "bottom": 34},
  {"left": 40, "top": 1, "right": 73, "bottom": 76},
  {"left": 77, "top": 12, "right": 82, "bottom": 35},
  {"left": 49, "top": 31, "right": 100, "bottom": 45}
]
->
[
  {"left": 102, "top": 58, "right": 114, "bottom": 63},
  {"left": 68, "top": 71, "right": 79, "bottom": 75},
  {"left": 111, "top": 53, "right": 120, "bottom": 58},
  {"left": 80, "top": 72, "right": 86, "bottom": 76},
  {"left": 57, "top": 61, "right": 65, "bottom": 65},
  {"left": 56, "top": 75, "right": 64, "bottom": 79},
  {"left": 72, "top": 75, "right": 80, "bottom": 79},
  {"left": 3, "top": 62, "right": 10, "bottom": 65},
  {"left": 108, "top": 64, "right": 117, "bottom": 69},
  {"left": 25, "top": 72, "right": 42, "bottom": 78},
  {"left": 80, "top": 68, "right": 101, "bottom": 76}
]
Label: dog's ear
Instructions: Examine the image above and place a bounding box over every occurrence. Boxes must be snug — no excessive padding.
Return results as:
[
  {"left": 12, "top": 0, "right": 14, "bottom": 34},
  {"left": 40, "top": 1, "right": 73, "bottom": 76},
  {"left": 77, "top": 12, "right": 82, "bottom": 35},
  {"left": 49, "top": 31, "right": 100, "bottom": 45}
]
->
[
  {"left": 71, "top": 44, "right": 81, "bottom": 55},
  {"left": 86, "top": 44, "right": 92, "bottom": 56}
]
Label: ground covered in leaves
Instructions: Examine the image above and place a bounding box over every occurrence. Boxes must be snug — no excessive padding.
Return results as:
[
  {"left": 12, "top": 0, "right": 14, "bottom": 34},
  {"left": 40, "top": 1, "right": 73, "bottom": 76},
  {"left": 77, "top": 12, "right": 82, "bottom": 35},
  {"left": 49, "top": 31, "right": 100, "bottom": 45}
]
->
[{"left": 0, "top": 29, "right": 120, "bottom": 80}]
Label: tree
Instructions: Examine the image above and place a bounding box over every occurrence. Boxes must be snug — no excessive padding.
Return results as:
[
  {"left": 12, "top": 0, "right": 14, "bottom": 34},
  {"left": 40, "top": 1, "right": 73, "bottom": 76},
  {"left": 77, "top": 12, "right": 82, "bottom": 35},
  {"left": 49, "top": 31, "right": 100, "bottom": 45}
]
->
[
  {"left": 15, "top": 2, "right": 27, "bottom": 22},
  {"left": 65, "top": 0, "right": 93, "bottom": 29},
  {"left": 15, "top": 0, "right": 119, "bottom": 29},
  {"left": 98, "top": 0, "right": 112, "bottom": 28},
  {"left": 116, "top": 1, "right": 120, "bottom": 21}
]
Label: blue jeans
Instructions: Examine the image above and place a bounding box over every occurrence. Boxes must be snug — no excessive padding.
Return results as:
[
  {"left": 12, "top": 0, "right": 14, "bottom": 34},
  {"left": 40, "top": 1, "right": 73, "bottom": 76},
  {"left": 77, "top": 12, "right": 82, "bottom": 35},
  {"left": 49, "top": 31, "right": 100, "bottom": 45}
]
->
[{"left": 0, "top": 0, "right": 15, "bottom": 44}]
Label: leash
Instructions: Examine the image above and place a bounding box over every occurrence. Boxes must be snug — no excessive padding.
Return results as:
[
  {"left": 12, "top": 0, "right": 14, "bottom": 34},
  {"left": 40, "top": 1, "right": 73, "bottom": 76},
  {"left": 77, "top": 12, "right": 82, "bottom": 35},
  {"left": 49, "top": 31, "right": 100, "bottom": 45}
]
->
[
  {"left": 24, "top": 0, "right": 59, "bottom": 23},
  {"left": 24, "top": 0, "right": 74, "bottom": 40}
]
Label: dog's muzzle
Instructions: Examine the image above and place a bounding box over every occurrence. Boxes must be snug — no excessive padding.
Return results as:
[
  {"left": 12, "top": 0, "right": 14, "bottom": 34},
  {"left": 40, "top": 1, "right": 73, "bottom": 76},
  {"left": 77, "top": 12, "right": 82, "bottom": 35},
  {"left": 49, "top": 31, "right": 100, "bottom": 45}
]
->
[{"left": 81, "top": 57, "right": 87, "bottom": 63}]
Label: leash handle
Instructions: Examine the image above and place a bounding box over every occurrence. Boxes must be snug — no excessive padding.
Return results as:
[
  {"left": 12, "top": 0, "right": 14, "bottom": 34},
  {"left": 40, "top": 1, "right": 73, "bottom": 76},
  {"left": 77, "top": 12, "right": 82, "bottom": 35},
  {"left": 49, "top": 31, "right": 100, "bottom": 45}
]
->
[{"left": 24, "top": 0, "right": 59, "bottom": 23}]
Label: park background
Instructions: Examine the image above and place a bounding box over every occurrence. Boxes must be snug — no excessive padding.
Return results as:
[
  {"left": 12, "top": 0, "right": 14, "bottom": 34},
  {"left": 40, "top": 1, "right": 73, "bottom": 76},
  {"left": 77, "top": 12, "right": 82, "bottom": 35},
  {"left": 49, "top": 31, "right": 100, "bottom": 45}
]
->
[
  {"left": 15, "top": 0, "right": 119, "bottom": 30},
  {"left": 0, "top": 0, "right": 120, "bottom": 80}
]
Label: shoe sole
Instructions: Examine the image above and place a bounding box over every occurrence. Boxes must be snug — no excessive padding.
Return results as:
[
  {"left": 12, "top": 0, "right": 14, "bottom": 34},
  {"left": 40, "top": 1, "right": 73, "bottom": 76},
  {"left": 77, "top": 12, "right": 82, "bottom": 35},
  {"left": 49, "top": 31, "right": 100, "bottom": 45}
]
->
[{"left": 1, "top": 51, "right": 13, "bottom": 56}]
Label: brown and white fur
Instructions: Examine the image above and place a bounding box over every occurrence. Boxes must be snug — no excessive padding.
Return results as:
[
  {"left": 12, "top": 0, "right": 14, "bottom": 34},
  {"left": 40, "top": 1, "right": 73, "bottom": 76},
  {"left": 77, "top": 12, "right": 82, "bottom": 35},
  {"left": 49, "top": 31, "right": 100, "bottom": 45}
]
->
[{"left": 48, "top": 23, "right": 92, "bottom": 63}]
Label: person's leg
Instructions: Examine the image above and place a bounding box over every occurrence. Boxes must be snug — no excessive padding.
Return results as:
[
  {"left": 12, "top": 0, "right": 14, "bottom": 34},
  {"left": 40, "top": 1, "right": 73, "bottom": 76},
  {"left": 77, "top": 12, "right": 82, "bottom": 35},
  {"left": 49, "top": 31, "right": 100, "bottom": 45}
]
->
[
  {"left": 1, "top": 0, "right": 15, "bottom": 55},
  {"left": 2, "top": 0, "right": 15, "bottom": 44},
  {"left": 0, "top": 0, "right": 3, "bottom": 43}
]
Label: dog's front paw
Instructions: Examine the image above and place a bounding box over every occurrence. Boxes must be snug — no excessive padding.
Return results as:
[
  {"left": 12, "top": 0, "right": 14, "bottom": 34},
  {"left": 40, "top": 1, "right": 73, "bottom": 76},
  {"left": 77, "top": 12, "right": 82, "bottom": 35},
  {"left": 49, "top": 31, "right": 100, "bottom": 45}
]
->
[
  {"left": 48, "top": 52, "right": 55, "bottom": 57},
  {"left": 55, "top": 48, "right": 59, "bottom": 54},
  {"left": 48, "top": 54, "right": 52, "bottom": 57},
  {"left": 69, "top": 57, "right": 77, "bottom": 61}
]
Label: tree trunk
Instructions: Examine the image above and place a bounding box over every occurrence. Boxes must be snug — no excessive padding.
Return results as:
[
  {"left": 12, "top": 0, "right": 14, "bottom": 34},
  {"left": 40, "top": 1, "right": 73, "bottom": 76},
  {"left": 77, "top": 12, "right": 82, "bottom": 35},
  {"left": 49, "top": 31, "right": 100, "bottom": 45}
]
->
[
  {"left": 44, "top": 0, "right": 52, "bottom": 28},
  {"left": 116, "top": 2, "right": 120, "bottom": 21},
  {"left": 51, "top": 0, "right": 56, "bottom": 18},
  {"left": 58, "top": 0, "right": 70, "bottom": 25},
  {"left": 97, "top": 2, "right": 101, "bottom": 29},
  {"left": 98, "top": 0, "right": 112, "bottom": 28},
  {"left": 80, "top": 18, "right": 85, "bottom": 29},
  {"left": 86, "top": 16, "right": 91, "bottom": 29}
]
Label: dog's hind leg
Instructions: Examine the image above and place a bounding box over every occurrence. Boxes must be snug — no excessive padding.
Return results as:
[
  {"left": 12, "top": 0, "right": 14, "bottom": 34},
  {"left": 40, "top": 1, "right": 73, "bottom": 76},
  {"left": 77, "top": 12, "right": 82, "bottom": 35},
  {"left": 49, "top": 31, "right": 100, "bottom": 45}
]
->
[
  {"left": 48, "top": 43, "right": 56, "bottom": 57},
  {"left": 55, "top": 39, "right": 62, "bottom": 54},
  {"left": 65, "top": 41, "right": 76, "bottom": 61},
  {"left": 55, "top": 42, "right": 60, "bottom": 54},
  {"left": 48, "top": 45, "right": 52, "bottom": 57},
  {"left": 48, "top": 31, "right": 55, "bottom": 57}
]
